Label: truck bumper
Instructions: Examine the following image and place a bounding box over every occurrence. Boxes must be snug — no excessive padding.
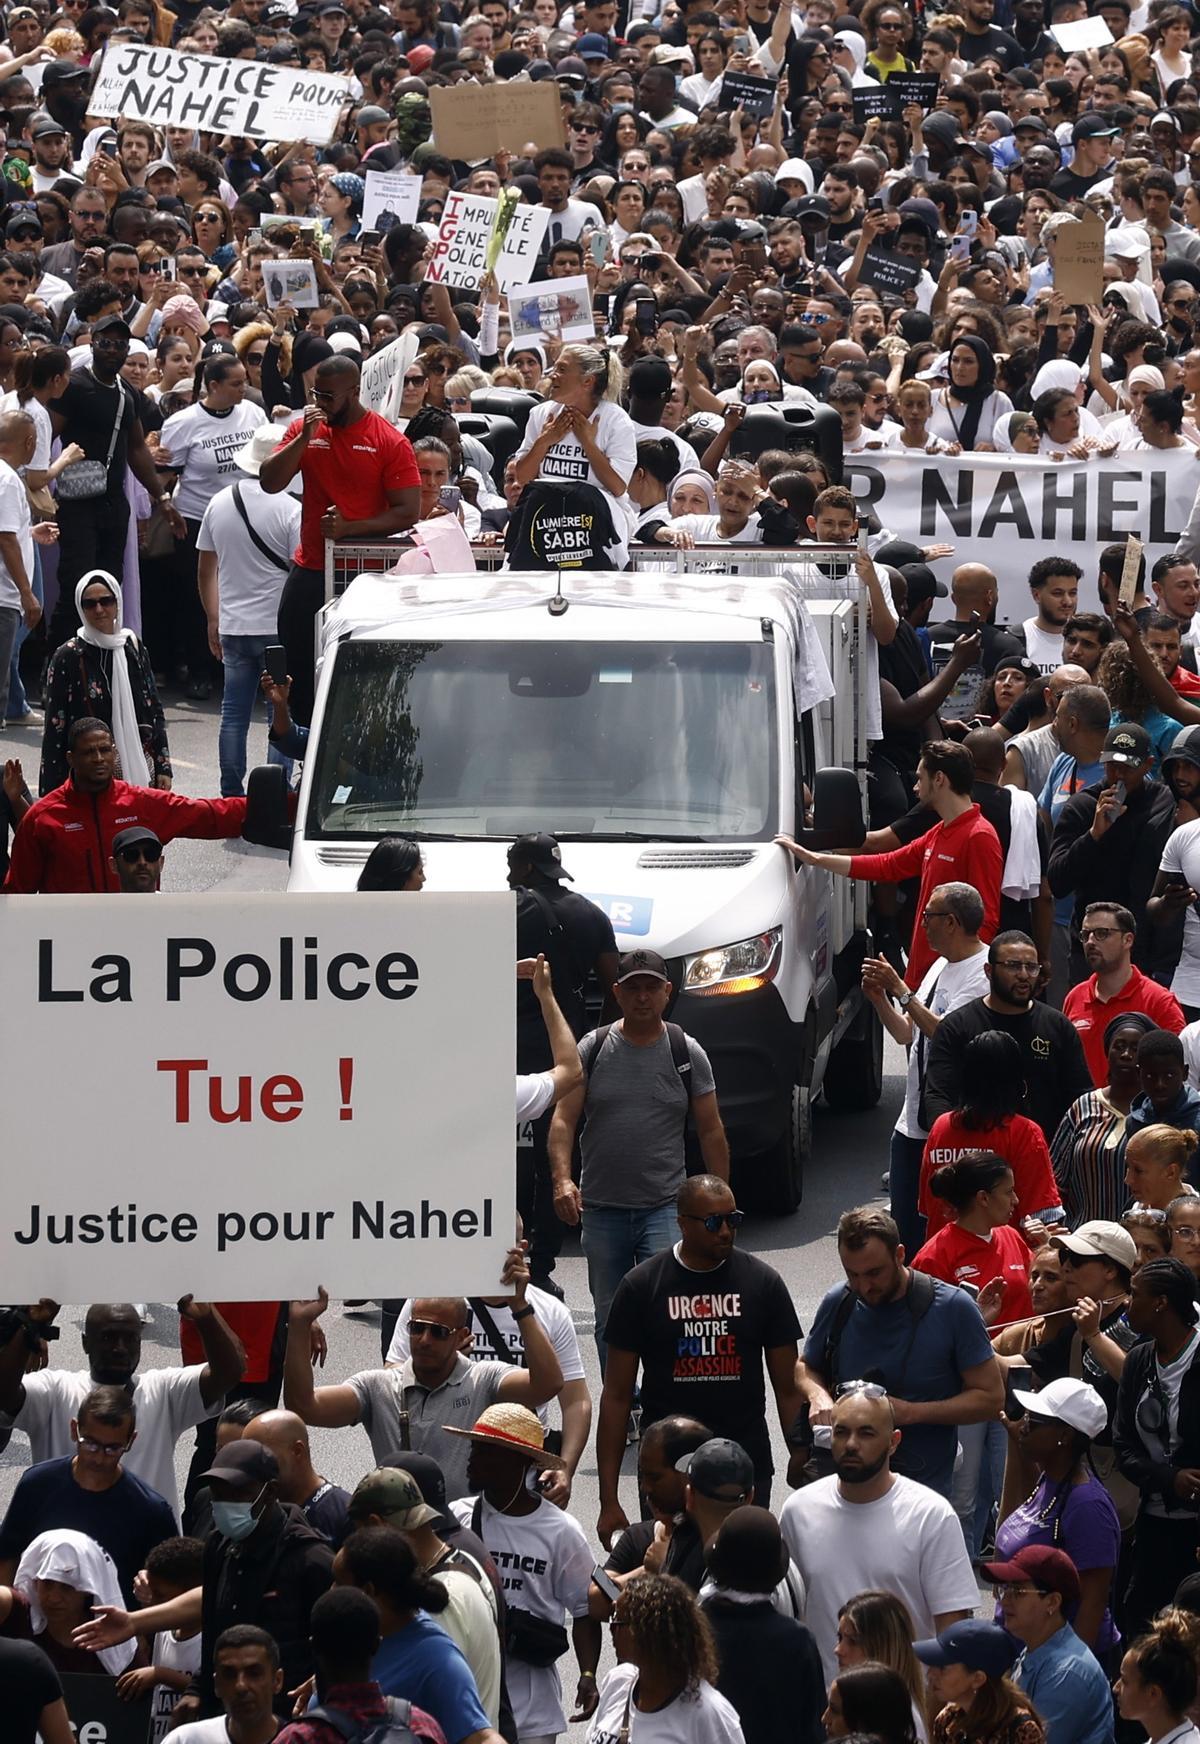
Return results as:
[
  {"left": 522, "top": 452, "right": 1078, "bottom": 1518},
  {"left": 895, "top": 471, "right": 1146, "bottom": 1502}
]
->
[{"left": 671, "top": 980, "right": 801, "bottom": 1156}]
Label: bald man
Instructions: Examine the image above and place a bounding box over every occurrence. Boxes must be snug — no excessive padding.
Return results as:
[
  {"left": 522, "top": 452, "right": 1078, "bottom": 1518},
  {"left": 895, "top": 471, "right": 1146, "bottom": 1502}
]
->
[
  {"left": 779, "top": 1386, "right": 977, "bottom": 1682},
  {"left": 282, "top": 1246, "right": 564, "bottom": 1500},
  {"left": 595, "top": 1173, "right": 806, "bottom": 1547},
  {"left": 245, "top": 1408, "right": 350, "bottom": 1544},
  {"left": 924, "top": 563, "right": 1025, "bottom": 724},
  {"left": 1001, "top": 663, "right": 1091, "bottom": 794}
]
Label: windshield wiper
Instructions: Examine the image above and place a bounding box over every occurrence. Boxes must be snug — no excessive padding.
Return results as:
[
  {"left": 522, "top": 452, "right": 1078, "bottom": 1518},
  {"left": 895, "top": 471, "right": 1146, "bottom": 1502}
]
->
[{"left": 555, "top": 831, "right": 707, "bottom": 842}]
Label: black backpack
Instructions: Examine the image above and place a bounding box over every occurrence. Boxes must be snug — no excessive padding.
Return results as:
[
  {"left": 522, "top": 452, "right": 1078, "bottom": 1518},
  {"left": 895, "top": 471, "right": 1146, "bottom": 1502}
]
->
[
  {"left": 306, "top": 1697, "right": 418, "bottom": 1744},
  {"left": 820, "top": 1267, "right": 937, "bottom": 1392}
]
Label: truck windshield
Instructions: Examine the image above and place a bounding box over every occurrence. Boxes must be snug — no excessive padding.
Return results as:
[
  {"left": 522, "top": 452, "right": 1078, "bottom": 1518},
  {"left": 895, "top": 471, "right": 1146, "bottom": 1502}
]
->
[{"left": 306, "top": 638, "right": 777, "bottom": 841}]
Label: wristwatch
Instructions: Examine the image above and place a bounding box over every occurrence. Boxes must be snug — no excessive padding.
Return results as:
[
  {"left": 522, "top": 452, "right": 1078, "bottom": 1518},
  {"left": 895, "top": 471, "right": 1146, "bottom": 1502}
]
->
[{"left": 897, "top": 989, "right": 913, "bottom": 1010}]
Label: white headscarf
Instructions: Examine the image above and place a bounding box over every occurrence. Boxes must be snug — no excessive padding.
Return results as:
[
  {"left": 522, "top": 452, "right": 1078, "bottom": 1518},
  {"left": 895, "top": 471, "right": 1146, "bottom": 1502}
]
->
[
  {"left": 1031, "top": 359, "right": 1085, "bottom": 400},
  {"left": 75, "top": 570, "right": 151, "bottom": 787},
  {"left": 14, "top": 1529, "right": 136, "bottom": 1675},
  {"left": 668, "top": 469, "right": 718, "bottom": 514}
]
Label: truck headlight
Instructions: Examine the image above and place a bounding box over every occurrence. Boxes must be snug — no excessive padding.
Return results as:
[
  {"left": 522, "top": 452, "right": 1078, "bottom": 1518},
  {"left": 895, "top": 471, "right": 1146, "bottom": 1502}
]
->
[{"left": 683, "top": 928, "right": 781, "bottom": 996}]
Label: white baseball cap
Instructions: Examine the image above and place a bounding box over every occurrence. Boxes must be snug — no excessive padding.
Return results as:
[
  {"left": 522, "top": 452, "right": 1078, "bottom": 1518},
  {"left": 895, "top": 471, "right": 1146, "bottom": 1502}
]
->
[{"left": 1012, "top": 1377, "right": 1107, "bottom": 1440}]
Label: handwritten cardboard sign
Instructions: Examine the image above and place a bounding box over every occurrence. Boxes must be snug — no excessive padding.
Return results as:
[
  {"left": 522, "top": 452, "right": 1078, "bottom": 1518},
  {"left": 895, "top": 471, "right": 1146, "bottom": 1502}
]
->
[
  {"left": 1052, "top": 207, "right": 1105, "bottom": 305},
  {"left": 430, "top": 80, "right": 564, "bottom": 159}
]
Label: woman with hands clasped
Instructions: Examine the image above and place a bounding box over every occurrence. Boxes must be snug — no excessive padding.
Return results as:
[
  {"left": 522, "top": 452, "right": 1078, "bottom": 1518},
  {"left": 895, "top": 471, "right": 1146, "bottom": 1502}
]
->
[{"left": 510, "top": 342, "right": 638, "bottom": 565}]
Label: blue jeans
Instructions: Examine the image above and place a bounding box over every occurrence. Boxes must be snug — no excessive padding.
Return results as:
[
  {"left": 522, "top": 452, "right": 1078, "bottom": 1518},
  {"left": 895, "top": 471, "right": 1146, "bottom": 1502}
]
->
[
  {"left": 6, "top": 546, "right": 41, "bottom": 718},
  {"left": 953, "top": 1418, "right": 1007, "bottom": 1556},
  {"left": 581, "top": 1201, "right": 678, "bottom": 1371},
  {"left": 218, "top": 633, "right": 291, "bottom": 797}
]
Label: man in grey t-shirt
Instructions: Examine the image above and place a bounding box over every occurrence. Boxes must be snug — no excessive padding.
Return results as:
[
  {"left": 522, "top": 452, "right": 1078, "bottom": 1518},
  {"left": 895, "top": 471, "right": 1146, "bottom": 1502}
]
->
[{"left": 548, "top": 948, "right": 730, "bottom": 1366}]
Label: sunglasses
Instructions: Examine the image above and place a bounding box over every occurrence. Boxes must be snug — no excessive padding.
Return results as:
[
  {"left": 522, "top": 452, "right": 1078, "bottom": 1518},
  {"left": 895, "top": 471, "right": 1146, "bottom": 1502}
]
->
[
  {"left": 247, "top": 349, "right": 267, "bottom": 363},
  {"left": 681, "top": 1210, "right": 745, "bottom": 1231},
  {"left": 117, "top": 842, "right": 162, "bottom": 864},
  {"left": 82, "top": 593, "right": 117, "bottom": 609},
  {"left": 76, "top": 1433, "right": 132, "bottom": 1456},
  {"left": 195, "top": 211, "right": 223, "bottom": 223},
  {"left": 404, "top": 374, "right": 426, "bottom": 386},
  {"left": 571, "top": 122, "right": 598, "bottom": 134},
  {"left": 409, "top": 1318, "right": 455, "bottom": 1340},
  {"left": 179, "top": 265, "right": 208, "bottom": 277},
  {"left": 836, "top": 1379, "right": 889, "bottom": 1399}
]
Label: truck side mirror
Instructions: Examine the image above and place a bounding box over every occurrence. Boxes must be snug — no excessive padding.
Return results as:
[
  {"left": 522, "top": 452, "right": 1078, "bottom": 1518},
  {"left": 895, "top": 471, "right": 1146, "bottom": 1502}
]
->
[
  {"left": 797, "top": 767, "right": 866, "bottom": 852},
  {"left": 243, "top": 764, "right": 293, "bottom": 852}
]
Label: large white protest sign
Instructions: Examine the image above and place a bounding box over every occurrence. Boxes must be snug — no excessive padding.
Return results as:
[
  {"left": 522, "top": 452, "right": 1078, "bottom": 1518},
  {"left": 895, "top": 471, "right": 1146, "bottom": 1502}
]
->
[
  {"left": 425, "top": 191, "right": 550, "bottom": 291},
  {"left": 360, "top": 330, "right": 418, "bottom": 421},
  {"left": 844, "top": 448, "right": 1198, "bottom": 621},
  {"left": 0, "top": 894, "right": 514, "bottom": 1298},
  {"left": 88, "top": 43, "right": 352, "bottom": 143},
  {"left": 509, "top": 275, "right": 595, "bottom": 344},
  {"left": 362, "top": 169, "right": 421, "bottom": 234}
]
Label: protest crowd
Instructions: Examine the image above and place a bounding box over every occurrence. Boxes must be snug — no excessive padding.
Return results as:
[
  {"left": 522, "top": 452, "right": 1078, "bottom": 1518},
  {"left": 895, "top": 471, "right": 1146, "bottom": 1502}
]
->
[{"left": 28, "top": 0, "right": 1200, "bottom": 1740}]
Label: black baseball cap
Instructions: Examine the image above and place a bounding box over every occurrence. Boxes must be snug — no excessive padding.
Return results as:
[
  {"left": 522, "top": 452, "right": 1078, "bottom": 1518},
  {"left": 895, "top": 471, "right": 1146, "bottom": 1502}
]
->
[
  {"left": 42, "top": 58, "right": 89, "bottom": 85},
  {"left": 898, "top": 561, "right": 948, "bottom": 606},
  {"left": 676, "top": 1437, "right": 754, "bottom": 1501},
  {"left": 5, "top": 213, "right": 41, "bottom": 238},
  {"left": 200, "top": 1437, "right": 278, "bottom": 1487},
  {"left": 31, "top": 117, "right": 66, "bottom": 140},
  {"left": 111, "top": 825, "right": 162, "bottom": 855},
  {"left": 93, "top": 314, "right": 132, "bottom": 338},
  {"left": 788, "top": 194, "right": 831, "bottom": 224},
  {"left": 616, "top": 948, "right": 670, "bottom": 984},
  {"left": 1073, "top": 113, "right": 1120, "bottom": 142},
  {"left": 509, "top": 832, "right": 572, "bottom": 882},
  {"left": 1102, "top": 722, "right": 1152, "bottom": 766},
  {"left": 1163, "top": 725, "right": 1200, "bottom": 776}
]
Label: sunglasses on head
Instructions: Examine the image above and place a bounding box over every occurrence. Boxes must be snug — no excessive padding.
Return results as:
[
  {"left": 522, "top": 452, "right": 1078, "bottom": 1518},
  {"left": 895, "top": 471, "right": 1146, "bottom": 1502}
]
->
[{"left": 117, "top": 841, "right": 162, "bottom": 865}]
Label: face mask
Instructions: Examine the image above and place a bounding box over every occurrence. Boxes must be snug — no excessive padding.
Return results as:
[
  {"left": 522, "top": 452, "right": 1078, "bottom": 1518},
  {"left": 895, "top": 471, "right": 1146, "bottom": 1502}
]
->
[
  {"left": 213, "top": 1486, "right": 265, "bottom": 1541},
  {"left": 743, "top": 387, "right": 771, "bottom": 403}
]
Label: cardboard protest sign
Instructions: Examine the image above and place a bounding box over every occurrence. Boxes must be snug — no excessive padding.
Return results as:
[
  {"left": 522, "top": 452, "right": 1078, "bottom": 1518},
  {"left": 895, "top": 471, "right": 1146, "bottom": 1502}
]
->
[
  {"left": 425, "top": 190, "right": 549, "bottom": 291},
  {"left": 88, "top": 43, "right": 351, "bottom": 143},
  {"left": 718, "top": 69, "right": 778, "bottom": 118},
  {"left": 1050, "top": 15, "right": 1113, "bottom": 49},
  {"left": 857, "top": 246, "right": 921, "bottom": 296},
  {"left": 1120, "top": 535, "right": 1143, "bottom": 608},
  {"left": 430, "top": 80, "right": 564, "bottom": 158},
  {"left": 508, "top": 275, "right": 595, "bottom": 344},
  {"left": 885, "top": 72, "right": 939, "bottom": 110},
  {"left": 263, "top": 258, "right": 319, "bottom": 309},
  {"left": 362, "top": 169, "right": 421, "bottom": 233},
  {"left": 1053, "top": 207, "right": 1105, "bottom": 305},
  {"left": 0, "top": 893, "right": 515, "bottom": 1298},
  {"left": 360, "top": 331, "right": 418, "bottom": 421},
  {"left": 852, "top": 85, "right": 900, "bottom": 123},
  {"left": 61, "top": 1674, "right": 153, "bottom": 1744}
]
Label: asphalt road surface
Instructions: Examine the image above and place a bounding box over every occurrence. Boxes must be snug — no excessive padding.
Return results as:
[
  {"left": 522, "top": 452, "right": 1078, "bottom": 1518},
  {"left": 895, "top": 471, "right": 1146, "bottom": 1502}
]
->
[{"left": 0, "top": 686, "right": 912, "bottom": 1686}]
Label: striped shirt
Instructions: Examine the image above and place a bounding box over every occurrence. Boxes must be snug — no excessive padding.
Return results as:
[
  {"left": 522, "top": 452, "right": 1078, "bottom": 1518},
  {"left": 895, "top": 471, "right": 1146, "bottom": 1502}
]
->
[{"left": 1050, "top": 1089, "right": 1131, "bottom": 1226}]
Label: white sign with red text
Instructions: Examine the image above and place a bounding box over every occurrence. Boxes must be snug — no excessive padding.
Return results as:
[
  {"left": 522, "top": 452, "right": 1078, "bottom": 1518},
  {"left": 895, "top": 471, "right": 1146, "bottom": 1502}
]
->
[{"left": 0, "top": 894, "right": 514, "bottom": 1297}]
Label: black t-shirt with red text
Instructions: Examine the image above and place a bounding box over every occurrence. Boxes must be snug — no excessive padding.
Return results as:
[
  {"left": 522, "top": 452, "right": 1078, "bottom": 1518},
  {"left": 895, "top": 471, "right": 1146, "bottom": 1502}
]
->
[{"left": 603, "top": 1246, "right": 801, "bottom": 1474}]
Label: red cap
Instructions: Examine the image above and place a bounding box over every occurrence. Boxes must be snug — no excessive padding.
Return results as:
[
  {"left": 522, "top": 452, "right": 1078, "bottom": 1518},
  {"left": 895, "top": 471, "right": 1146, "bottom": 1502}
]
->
[{"left": 981, "top": 1545, "right": 1080, "bottom": 1605}]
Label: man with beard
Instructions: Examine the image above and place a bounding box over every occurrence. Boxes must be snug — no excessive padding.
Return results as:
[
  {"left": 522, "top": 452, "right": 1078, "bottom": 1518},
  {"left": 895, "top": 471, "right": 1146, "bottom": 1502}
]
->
[
  {"left": 779, "top": 1381, "right": 977, "bottom": 1682},
  {"left": 797, "top": 1206, "right": 1003, "bottom": 1504}
]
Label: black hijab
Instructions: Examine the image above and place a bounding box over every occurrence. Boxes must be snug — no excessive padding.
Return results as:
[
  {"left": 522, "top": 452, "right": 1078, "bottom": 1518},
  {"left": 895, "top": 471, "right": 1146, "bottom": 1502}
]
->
[{"left": 946, "top": 334, "right": 997, "bottom": 448}]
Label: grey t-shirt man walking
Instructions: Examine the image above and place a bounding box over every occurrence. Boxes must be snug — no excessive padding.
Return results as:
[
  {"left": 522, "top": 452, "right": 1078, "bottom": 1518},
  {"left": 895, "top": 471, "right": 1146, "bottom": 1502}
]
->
[{"left": 548, "top": 949, "right": 729, "bottom": 1367}]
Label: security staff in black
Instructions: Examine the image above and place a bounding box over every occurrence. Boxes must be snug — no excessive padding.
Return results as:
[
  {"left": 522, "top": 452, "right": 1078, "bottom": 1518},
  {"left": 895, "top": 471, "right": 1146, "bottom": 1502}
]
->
[{"left": 511, "top": 832, "right": 620, "bottom": 1297}]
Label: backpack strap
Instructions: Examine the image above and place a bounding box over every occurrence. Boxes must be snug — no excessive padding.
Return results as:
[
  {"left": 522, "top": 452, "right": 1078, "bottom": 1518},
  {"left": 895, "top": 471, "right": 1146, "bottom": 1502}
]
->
[
  {"left": 472, "top": 1493, "right": 484, "bottom": 1539},
  {"left": 306, "top": 1706, "right": 362, "bottom": 1743},
  {"left": 471, "top": 1299, "right": 517, "bottom": 1365},
  {"left": 583, "top": 1025, "right": 613, "bottom": 1084},
  {"left": 232, "top": 480, "right": 293, "bottom": 571},
  {"left": 821, "top": 1269, "right": 937, "bottom": 1391},
  {"left": 664, "top": 1022, "right": 694, "bottom": 1103}
]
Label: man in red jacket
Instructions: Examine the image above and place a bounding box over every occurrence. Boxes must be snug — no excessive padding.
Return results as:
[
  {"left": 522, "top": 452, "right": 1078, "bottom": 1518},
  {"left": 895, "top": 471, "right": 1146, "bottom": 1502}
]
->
[
  {"left": 3, "top": 717, "right": 249, "bottom": 894},
  {"left": 778, "top": 740, "right": 1002, "bottom": 989}
]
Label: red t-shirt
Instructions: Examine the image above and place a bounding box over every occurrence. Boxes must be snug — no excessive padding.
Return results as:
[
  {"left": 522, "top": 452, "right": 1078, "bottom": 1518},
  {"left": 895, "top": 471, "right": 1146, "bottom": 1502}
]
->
[
  {"left": 912, "top": 1222, "right": 1033, "bottom": 1322},
  {"left": 180, "top": 1303, "right": 282, "bottom": 1385},
  {"left": 286, "top": 409, "right": 420, "bottom": 569},
  {"left": 920, "top": 1111, "right": 1061, "bottom": 1236},
  {"left": 1172, "top": 665, "right": 1200, "bottom": 697},
  {"left": 850, "top": 803, "right": 1002, "bottom": 988},
  {"left": 1063, "top": 967, "right": 1185, "bottom": 1087}
]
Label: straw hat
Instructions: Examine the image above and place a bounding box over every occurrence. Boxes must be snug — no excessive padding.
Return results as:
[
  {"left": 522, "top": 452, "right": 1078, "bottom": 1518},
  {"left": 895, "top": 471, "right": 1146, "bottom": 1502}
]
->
[{"left": 442, "top": 1402, "right": 566, "bottom": 1471}]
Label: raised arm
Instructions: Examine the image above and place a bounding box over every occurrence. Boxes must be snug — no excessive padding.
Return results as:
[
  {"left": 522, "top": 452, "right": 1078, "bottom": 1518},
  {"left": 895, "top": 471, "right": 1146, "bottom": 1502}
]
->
[{"left": 283, "top": 1290, "right": 364, "bottom": 1427}]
